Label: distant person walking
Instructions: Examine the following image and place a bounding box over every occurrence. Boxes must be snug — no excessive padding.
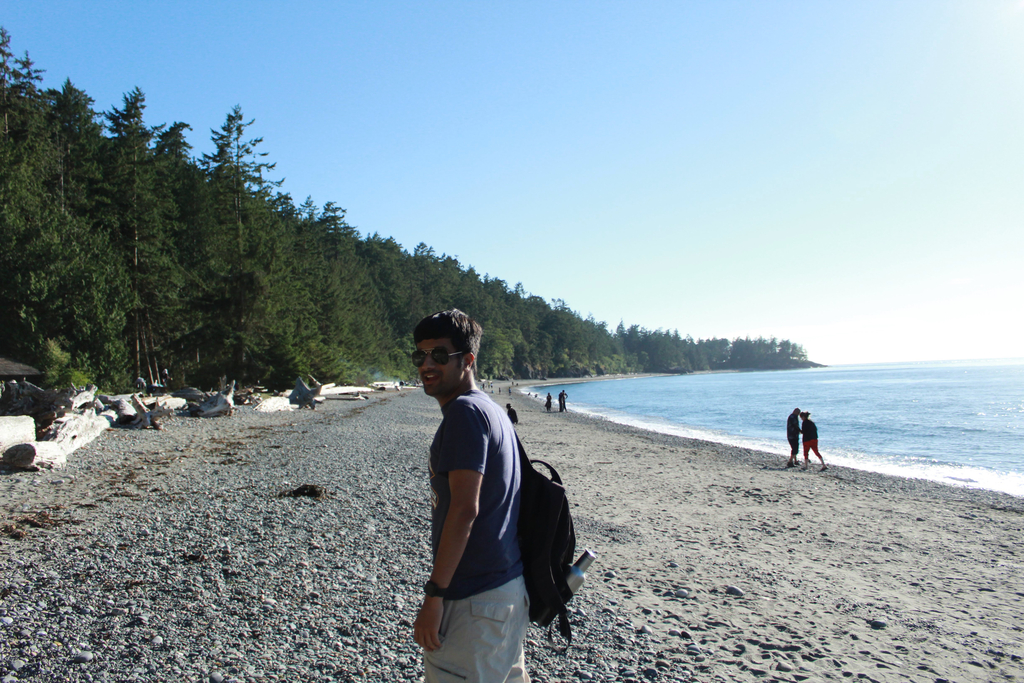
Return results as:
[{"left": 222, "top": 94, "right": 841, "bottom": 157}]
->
[
  {"left": 558, "top": 390, "right": 568, "bottom": 412},
  {"left": 545, "top": 393, "right": 552, "bottom": 412},
  {"left": 800, "top": 411, "right": 827, "bottom": 471},
  {"left": 786, "top": 408, "right": 801, "bottom": 468},
  {"left": 506, "top": 403, "right": 518, "bottom": 425}
]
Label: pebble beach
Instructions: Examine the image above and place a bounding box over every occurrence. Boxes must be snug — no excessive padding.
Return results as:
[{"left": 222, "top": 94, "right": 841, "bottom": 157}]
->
[{"left": 2, "top": 384, "right": 1023, "bottom": 683}]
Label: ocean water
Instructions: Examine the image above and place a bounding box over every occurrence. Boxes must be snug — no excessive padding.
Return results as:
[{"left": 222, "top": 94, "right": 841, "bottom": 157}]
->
[{"left": 525, "top": 359, "right": 1024, "bottom": 497}]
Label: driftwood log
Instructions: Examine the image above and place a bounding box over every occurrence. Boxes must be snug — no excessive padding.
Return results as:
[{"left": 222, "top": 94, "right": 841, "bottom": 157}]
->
[
  {"left": 254, "top": 396, "right": 295, "bottom": 413},
  {"left": 3, "top": 404, "right": 108, "bottom": 470},
  {"left": 130, "top": 394, "right": 172, "bottom": 429},
  {"left": 110, "top": 398, "right": 138, "bottom": 424},
  {"left": 172, "top": 387, "right": 207, "bottom": 403},
  {"left": 0, "top": 415, "right": 36, "bottom": 452},
  {"left": 3, "top": 441, "right": 68, "bottom": 469},
  {"left": 289, "top": 377, "right": 323, "bottom": 410},
  {"left": 39, "top": 410, "right": 109, "bottom": 450},
  {"left": 190, "top": 382, "right": 235, "bottom": 418}
]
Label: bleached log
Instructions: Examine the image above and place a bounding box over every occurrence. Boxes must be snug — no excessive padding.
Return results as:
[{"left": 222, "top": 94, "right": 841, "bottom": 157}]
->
[
  {"left": 3, "top": 441, "right": 67, "bottom": 470},
  {"left": 195, "top": 391, "right": 233, "bottom": 418},
  {"left": 254, "top": 396, "right": 296, "bottom": 412},
  {"left": 289, "top": 377, "right": 323, "bottom": 410},
  {"left": 320, "top": 385, "right": 375, "bottom": 396},
  {"left": 155, "top": 396, "right": 186, "bottom": 411},
  {"left": 130, "top": 394, "right": 171, "bottom": 429},
  {"left": 40, "top": 411, "right": 109, "bottom": 452},
  {"left": 68, "top": 386, "right": 98, "bottom": 412},
  {"left": 0, "top": 416, "right": 36, "bottom": 452},
  {"left": 111, "top": 398, "right": 138, "bottom": 424},
  {"left": 172, "top": 387, "right": 207, "bottom": 403}
]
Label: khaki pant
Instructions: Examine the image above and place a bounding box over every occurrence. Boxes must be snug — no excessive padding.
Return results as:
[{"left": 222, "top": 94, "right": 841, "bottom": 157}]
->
[{"left": 424, "top": 575, "right": 530, "bottom": 683}]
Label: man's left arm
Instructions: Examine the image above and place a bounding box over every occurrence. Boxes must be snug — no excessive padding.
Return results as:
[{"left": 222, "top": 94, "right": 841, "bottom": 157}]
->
[{"left": 414, "top": 468, "right": 483, "bottom": 651}]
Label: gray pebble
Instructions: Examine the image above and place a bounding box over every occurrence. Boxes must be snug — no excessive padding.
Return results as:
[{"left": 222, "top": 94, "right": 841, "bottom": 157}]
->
[
  {"left": 604, "top": 571, "right": 617, "bottom": 578},
  {"left": 209, "top": 674, "right": 225, "bottom": 683},
  {"left": 870, "top": 618, "right": 887, "bottom": 629},
  {"left": 1, "top": 617, "right": 12, "bottom": 625},
  {"left": 638, "top": 624, "right": 652, "bottom": 634},
  {"left": 12, "top": 660, "right": 26, "bottom": 670},
  {"left": 73, "top": 651, "right": 94, "bottom": 663},
  {"left": 674, "top": 589, "right": 688, "bottom": 598},
  {"left": 725, "top": 585, "right": 744, "bottom": 596},
  {"left": 151, "top": 635, "right": 164, "bottom": 647}
]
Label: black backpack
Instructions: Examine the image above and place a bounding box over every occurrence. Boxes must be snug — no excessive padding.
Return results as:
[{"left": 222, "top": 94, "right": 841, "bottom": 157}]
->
[{"left": 515, "top": 434, "right": 577, "bottom": 644}]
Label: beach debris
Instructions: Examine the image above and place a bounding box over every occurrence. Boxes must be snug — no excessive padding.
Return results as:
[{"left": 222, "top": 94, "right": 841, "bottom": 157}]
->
[
  {"left": 320, "top": 384, "right": 374, "bottom": 400},
  {"left": 0, "top": 415, "right": 35, "bottom": 452},
  {"left": 253, "top": 396, "right": 296, "bottom": 413},
  {"left": 2, "top": 382, "right": 109, "bottom": 470},
  {"left": 171, "top": 386, "right": 207, "bottom": 403},
  {"left": 189, "top": 382, "right": 235, "bottom": 418},
  {"left": 289, "top": 376, "right": 323, "bottom": 410},
  {"left": 280, "top": 484, "right": 326, "bottom": 500},
  {"left": 870, "top": 618, "right": 888, "bottom": 629},
  {"left": 725, "top": 585, "right": 745, "bottom": 596}
]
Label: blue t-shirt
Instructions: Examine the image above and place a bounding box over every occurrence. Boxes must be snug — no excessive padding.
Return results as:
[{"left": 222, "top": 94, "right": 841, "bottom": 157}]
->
[{"left": 429, "top": 389, "right": 522, "bottom": 600}]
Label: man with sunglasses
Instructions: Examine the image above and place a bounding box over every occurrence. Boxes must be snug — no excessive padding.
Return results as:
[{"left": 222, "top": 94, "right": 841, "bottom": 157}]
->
[{"left": 411, "top": 309, "right": 529, "bottom": 683}]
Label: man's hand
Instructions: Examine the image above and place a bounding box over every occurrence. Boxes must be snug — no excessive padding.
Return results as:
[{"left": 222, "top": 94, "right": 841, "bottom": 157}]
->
[{"left": 414, "top": 597, "right": 444, "bottom": 651}]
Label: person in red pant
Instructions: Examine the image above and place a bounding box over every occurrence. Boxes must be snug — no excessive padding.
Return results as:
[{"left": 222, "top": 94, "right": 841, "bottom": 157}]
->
[{"left": 800, "top": 411, "right": 827, "bottom": 471}]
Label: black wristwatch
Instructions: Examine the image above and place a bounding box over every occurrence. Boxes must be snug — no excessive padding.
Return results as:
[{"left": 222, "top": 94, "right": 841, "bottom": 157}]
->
[{"left": 424, "top": 580, "right": 447, "bottom": 599}]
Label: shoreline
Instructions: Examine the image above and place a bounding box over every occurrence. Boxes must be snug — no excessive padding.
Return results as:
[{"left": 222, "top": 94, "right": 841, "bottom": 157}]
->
[
  {"left": 509, "top": 375, "right": 1024, "bottom": 502},
  {"left": 1, "top": 390, "right": 1022, "bottom": 682},
  {"left": 500, "top": 382, "right": 1024, "bottom": 512}
]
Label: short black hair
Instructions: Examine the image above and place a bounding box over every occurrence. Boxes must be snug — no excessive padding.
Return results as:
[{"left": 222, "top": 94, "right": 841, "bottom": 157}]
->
[
  {"left": 413, "top": 309, "right": 482, "bottom": 357},
  {"left": 800, "top": 411, "right": 810, "bottom": 419}
]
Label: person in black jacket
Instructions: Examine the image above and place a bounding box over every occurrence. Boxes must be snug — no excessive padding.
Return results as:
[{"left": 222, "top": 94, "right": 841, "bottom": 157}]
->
[
  {"left": 506, "top": 403, "right": 519, "bottom": 425},
  {"left": 800, "top": 411, "right": 827, "bottom": 471},
  {"left": 786, "top": 408, "right": 801, "bottom": 467}
]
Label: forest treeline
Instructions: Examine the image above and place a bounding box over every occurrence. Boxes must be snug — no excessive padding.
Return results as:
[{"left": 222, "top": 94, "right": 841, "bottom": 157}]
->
[{"left": 0, "top": 29, "right": 817, "bottom": 391}]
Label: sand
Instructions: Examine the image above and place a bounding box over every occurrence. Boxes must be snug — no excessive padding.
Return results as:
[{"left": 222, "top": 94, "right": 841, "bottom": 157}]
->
[{"left": 499, "top": 379, "right": 1024, "bottom": 682}]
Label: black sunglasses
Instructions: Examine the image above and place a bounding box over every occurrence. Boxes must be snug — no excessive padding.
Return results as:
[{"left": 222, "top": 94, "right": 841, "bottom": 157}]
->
[{"left": 411, "top": 347, "right": 464, "bottom": 367}]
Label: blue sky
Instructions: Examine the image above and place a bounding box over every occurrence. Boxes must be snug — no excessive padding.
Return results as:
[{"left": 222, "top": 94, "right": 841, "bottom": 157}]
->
[{"left": 5, "top": 1, "right": 1023, "bottom": 364}]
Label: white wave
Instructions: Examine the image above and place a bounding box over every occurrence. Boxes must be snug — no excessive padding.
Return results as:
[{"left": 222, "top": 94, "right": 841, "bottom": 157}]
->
[{"left": 529, "top": 395, "right": 1024, "bottom": 498}]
